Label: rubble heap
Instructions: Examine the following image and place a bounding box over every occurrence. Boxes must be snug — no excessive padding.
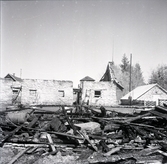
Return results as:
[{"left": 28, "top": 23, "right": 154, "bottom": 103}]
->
[{"left": 0, "top": 104, "right": 167, "bottom": 164}]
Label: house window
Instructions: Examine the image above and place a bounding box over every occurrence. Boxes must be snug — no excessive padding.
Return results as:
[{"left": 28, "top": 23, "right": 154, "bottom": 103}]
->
[
  {"left": 94, "top": 90, "right": 101, "bottom": 98},
  {"left": 13, "top": 89, "right": 19, "bottom": 94},
  {"left": 29, "top": 89, "right": 37, "bottom": 96},
  {"left": 58, "top": 90, "right": 65, "bottom": 97}
]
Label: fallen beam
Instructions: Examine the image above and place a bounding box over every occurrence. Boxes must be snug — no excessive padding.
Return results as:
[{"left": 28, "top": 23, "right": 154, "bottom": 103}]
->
[
  {"left": 123, "top": 113, "right": 151, "bottom": 123},
  {"left": 79, "top": 131, "right": 98, "bottom": 152},
  {"left": 46, "top": 133, "right": 56, "bottom": 153},
  {"left": 7, "top": 147, "right": 32, "bottom": 164},
  {"left": 150, "top": 110, "right": 167, "bottom": 120},
  {"left": 0, "top": 124, "right": 24, "bottom": 146}
]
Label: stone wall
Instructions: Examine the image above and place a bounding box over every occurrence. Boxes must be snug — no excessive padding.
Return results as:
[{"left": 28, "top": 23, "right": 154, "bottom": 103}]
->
[
  {"left": 0, "top": 79, "right": 73, "bottom": 107},
  {"left": 21, "top": 79, "right": 73, "bottom": 106},
  {"left": 0, "top": 79, "right": 21, "bottom": 107},
  {"left": 81, "top": 81, "right": 117, "bottom": 106}
]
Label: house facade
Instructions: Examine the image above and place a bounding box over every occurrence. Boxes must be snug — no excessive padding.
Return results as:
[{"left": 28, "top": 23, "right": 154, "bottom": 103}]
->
[
  {"left": 121, "top": 84, "right": 167, "bottom": 106},
  {"left": 80, "top": 80, "right": 118, "bottom": 106},
  {"left": 80, "top": 62, "right": 124, "bottom": 106}
]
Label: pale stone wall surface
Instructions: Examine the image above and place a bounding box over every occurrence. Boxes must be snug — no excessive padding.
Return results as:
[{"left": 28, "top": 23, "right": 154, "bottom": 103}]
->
[
  {"left": 0, "top": 79, "right": 73, "bottom": 107},
  {"left": 21, "top": 79, "right": 73, "bottom": 105},
  {"left": 138, "top": 86, "right": 167, "bottom": 101},
  {"left": 0, "top": 79, "right": 21, "bottom": 107},
  {"left": 0, "top": 79, "right": 13, "bottom": 106},
  {"left": 81, "top": 81, "right": 117, "bottom": 106}
]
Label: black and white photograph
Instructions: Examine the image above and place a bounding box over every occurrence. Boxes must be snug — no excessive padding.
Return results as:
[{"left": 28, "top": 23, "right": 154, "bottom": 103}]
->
[{"left": 0, "top": 0, "right": 167, "bottom": 163}]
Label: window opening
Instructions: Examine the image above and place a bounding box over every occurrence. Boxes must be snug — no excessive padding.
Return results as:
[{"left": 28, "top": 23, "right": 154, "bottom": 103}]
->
[
  {"left": 29, "top": 89, "right": 37, "bottom": 96},
  {"left": 58, "top": 90, "right": 65, "bottom": 97},
  {"left": 13, "top": 89, "right": 19, "bottom": 94},
  {"left": 94, "top": 90, "right": 101, "bottom": 98}
]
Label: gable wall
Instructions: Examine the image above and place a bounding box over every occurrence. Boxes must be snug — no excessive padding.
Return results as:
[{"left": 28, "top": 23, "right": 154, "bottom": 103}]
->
[
  {"left": 81, "top": 81, "right": 117, "bottom": 106},
  {"left": 138, "top": 85, "right": 167, "bottom": 101}
]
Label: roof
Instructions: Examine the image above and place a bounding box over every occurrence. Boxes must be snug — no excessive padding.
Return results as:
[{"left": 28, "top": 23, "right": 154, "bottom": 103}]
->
[
  {"left": 4, "top": 74, "right": 23, "bottom": 82},
  {"left": 121, "top": 83, "right": 167, "bottom": 100},
  {"left": 100, "top": 62, "right": 124, "bottom": 90},
  {"left": 80, "top": 76, "right": 95, "bottom": 81}
]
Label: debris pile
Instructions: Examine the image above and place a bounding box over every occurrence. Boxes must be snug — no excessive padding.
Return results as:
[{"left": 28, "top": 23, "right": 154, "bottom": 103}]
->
[{"left": 0, "top": 104, "right": 167, "bottom": 164}]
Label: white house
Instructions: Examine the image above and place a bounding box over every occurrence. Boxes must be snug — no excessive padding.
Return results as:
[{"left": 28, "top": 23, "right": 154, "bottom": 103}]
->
[{"left": 121, "top": 84, "right": 167, "bottom": 106}]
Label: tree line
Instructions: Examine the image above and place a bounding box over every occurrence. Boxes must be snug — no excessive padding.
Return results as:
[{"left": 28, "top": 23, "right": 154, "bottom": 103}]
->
[{"left": 113, "top": 54, "right": 167, "bottom": 95}]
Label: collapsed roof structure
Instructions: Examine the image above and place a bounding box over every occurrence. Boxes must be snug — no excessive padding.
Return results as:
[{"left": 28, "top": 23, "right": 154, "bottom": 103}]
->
[{"left": 100, "top": 62, "right": 124, "bottom": 90}]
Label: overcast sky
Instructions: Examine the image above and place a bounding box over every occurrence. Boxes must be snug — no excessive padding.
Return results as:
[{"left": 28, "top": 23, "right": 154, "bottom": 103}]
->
[{"left": 1, "top": 0, "right": 167, "bottom": 87}]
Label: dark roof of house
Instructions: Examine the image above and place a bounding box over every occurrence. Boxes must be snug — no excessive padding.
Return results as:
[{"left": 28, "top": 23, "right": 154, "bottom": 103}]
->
[
  {"left": 80, "top": 76, "right": 95, "bottom": 81},
  {"left": 100, "top": 62, "right": 124, "bottom": 90},
  {"left": 4, "top": 74, "right": 23, "bottom": 82},
  {"left": 121, "top": 83, "right": 167, "bottom": 100}
]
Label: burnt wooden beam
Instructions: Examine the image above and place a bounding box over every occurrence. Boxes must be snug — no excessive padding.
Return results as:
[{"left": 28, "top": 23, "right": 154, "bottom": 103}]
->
[
  {"left": 7, "top": 147, "right": 32, "bottom": 164},
  {"left": 4, "top": 142, "right": 77, "bottom": 148},
  {"left": 27, "top": 116, "right": 39, "bottom": 128},
  {"left": 89, "top": 134, "right": 107, "bottom": 140},
  {"left": 131, "top": 126, "right": 149, "bottom": 138},
  {"left": 46, "top": 133, "right": 57, "bottom": 153},
  {"left": 123, "top": 113, "right": 151, "bottom": 123},
  {"left": 150, "top": 110, "right": 167, "bottom": 120},
  {"left": 129, "top": 122, "right": 164, "bottom": 130},
  {"left": 144, "top": 126, "right": 166, "bottom": 138},
  {"left": 104, "top": 123, "right": 120, "bottom": 132},
  {"left": 79, "top": 131, "right": 98, "bottom": 152},
  {"left": 42, "top": 131, "right": 84, "bottom": 140},
  {"left": 103, "top": 146, "right": 122, "bottom": 157},
  {"left": 155, "top": 105, "right": 167, "bottom": 113},
  {"left": 0, "top": 124, "right": 24, "bottom": 146},
  {"left": 99, "top": 140, "right": 110, "bottom": 152},
  {"left": 62, "top": 106, "right": 77, "bottom": 135}
]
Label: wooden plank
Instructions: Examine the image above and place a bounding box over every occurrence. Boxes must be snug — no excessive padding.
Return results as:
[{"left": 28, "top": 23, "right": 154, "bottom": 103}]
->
[
  {"left": 79, "top": 131, "right": 98, "bottom": 152},
  {"left": 7, "top": 147, "right": 32, "bottom": 164},
  {"left": 43, "top": 131, "right": 84, "bottom": 140},
  {"left": 4, "top": 142, "right": 77, "bottom": 148},
  {"left": 129, "top": 122, "right": 164, "bottom": 130},
  {"left": 62, "top": 106, "right": 78, "bottom": 135},
  {"left": 155, "top": 105, "right": 167, "bottom": 113},
  {"left": 103, "top": 146, "right": 122, "bottom": 157},
  {"left": 144, "top": 126, "right": 166, "bottom": 137},
  {"left": 123, "top": 113, "right": 151, "bottom": 123},
  {"left": 1, "top": 124, "right": 24, "bottom": 145},
  {"left": 27, "top": 116, "right": 39, "bottom": 128},
  {"left": 150, "top": 110, "right": 167, "bottom": 120},
  {"left": 46, "top": 133, "right": 56, "bottom": 152}
]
